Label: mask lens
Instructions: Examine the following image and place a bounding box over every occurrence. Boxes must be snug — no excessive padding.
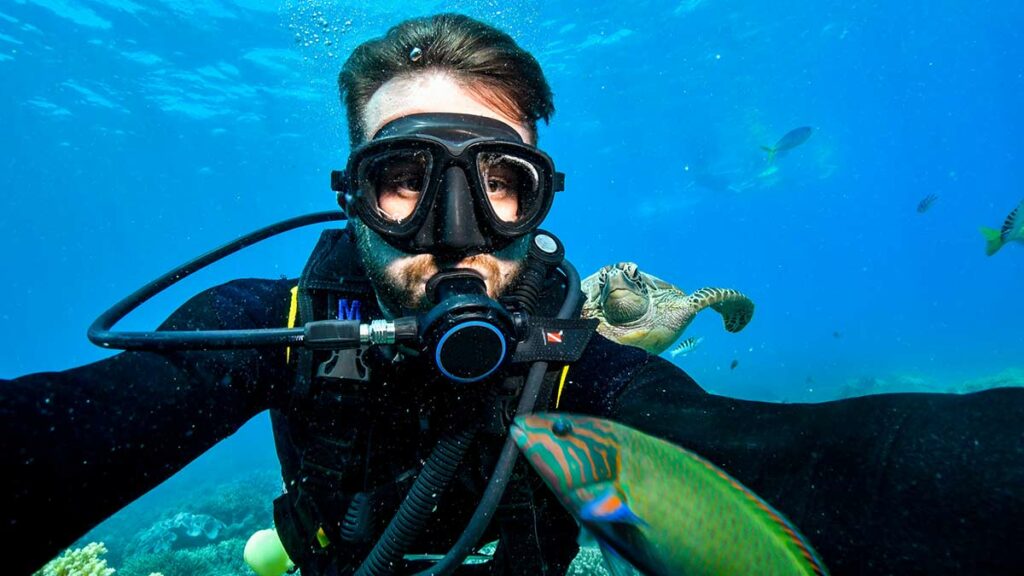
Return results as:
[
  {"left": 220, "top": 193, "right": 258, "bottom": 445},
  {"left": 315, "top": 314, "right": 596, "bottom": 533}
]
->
[
  {"left": 477, "top": 153, "right": 541, "bottom": 224},
  {"left": 360, "top": 149, "right": 432, "bottom": 223}
]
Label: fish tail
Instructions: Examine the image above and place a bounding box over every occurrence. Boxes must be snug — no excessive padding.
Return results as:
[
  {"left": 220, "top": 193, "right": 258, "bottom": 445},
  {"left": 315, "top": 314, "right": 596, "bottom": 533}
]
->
[
  {"left": 759, "top": 145, "right": 777, "bottom": 163},
  {"left": 980, "top": 226, "right": 1003, "bottom": 256}
]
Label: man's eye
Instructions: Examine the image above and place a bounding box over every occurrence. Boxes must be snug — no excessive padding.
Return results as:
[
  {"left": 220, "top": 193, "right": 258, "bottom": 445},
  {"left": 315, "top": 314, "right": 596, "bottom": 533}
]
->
[
  {"left": 384, "top": 174, "right": 423, "bottom": 193},
  {"left": 486, "top": 170, "right": 523, "bottom": 197},
  {"left": 487, "top": 178, "right": 510, "bottom": 194}
]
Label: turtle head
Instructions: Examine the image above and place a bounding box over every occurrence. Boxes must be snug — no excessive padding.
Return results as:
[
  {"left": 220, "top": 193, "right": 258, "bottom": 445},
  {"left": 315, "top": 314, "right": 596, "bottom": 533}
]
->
[{"left": 597, "top": 262, "right": 652, "bottom": 325}]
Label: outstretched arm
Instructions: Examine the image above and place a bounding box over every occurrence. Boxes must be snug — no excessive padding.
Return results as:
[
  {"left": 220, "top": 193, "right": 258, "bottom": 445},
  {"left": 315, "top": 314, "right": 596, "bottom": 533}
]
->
[
  {"left": 611, "top": 358, "right": 1024, "bottom": 575},
  {"left": 0, "top": 279, "right": 292, "bottom": 575}
]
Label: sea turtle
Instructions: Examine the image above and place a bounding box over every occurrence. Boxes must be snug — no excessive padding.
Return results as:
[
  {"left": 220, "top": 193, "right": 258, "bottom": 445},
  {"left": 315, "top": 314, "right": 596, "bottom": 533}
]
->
[{"left": 580, "top": 262, "right": 755, "bottom": 355}]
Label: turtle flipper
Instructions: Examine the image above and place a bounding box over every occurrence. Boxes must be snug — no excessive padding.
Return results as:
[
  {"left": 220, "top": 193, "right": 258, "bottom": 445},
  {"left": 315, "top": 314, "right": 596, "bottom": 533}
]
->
[{"left": 686, "top": 288, "right": 755, "bottom": 333}]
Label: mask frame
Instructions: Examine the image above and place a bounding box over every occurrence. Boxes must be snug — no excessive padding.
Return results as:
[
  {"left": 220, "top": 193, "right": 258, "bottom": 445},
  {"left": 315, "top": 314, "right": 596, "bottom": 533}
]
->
[{"left": 332, "top": 113, "right": 564, "bottom": 255}]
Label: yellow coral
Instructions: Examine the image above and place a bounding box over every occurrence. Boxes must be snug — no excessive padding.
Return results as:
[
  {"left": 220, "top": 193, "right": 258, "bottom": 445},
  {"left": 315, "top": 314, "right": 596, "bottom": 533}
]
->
[{"left": 35, "top": 542, "right": 116, "bottom": 576}]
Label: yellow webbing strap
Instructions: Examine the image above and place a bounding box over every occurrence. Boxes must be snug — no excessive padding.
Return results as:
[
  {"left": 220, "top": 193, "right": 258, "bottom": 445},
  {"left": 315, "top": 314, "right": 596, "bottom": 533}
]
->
[
  {"left": 286, "top": 287, "right": 330, "bottom": 550},
  {"left": 555, "top": 364, "right": 570, "bottom": 409},
  {"left": 285, "top": 286, "right": 299, "bottom": 364}
]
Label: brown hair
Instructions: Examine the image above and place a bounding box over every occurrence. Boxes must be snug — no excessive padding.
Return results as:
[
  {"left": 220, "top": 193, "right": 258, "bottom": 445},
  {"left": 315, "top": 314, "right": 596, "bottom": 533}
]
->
[{"left": 338, "top": 13, "right": 554, "bottom": 145}]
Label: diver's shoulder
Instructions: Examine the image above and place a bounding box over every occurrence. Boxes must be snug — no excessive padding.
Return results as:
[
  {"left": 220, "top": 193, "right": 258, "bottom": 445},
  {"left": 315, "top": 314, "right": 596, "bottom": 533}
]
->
[
  {"left": 198, "top": 277, "right": 297, "bottom": 311},
  {"left": 578, "top": 332, "right": 650, "bottom": 367},
  {"left": 210, "top": 277, "right": 298, "bottom": 300},
  {"left": 162, "top": 278, "right": 297, "bottom": 331},
  {"left": 560, "top": 334, "right": 704, "bottom": 415}
]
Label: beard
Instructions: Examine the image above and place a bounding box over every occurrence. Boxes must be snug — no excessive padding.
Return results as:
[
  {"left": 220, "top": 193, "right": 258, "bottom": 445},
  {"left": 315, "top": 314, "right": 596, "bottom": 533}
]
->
[{"left": 352, "top": 219, "right": 530, "bottom": 317}]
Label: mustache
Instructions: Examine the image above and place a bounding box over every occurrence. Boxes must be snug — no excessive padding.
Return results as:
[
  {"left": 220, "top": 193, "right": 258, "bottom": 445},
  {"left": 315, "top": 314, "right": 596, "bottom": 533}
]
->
[{"left": 396, "top": 253, "right": 503, "bottom": 289}]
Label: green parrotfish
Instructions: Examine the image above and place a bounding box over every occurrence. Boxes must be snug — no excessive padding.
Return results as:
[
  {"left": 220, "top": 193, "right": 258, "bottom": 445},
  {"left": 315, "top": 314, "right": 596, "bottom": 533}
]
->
[{"left": 511, "top": 413, "right": 828, "bottom": 576}]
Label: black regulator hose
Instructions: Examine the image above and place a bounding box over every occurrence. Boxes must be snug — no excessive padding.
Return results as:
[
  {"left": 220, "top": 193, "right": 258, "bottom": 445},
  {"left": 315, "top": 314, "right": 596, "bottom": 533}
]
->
[
  {"left": 88, "top": 211, "right": 345, "bottom": 351},
  {"left": 415, "top": 259, "right": 582, "bottom": 576},
  {"left": 353, "top": 424, "right": 480, "bottom": 576}
]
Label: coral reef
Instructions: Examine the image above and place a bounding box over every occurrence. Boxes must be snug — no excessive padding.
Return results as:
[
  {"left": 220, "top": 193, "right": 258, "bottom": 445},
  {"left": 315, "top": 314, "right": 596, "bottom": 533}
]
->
[
  {"left": 110, "top": 471, "right": 281, "bottom": 576},
  {"left": 188, "top": 472, "right": 279, "bottom": 533},
  {"left": 567, "top": 546, "right": 610, "bottom": 575},
  {"left": 132, "top": 512, "right": 228, "bottom": 555},
  {"left": 115, "top": 471, "right": 278, "bottom": 558},
  {"left": 34, "top": 542, "right": 115, "bottom": 576},
  {"left": 118, "top": 539, "right": 249, "bottom": 576},
  {"left": 82, "top": 469, "right": 281, "bottom": 569}
]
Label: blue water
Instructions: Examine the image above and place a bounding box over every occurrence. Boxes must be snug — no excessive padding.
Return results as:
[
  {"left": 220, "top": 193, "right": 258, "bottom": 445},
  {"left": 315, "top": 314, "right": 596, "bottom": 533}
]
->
[{"left": 3, "top": 0, "right": 1023, "bottom": 570}]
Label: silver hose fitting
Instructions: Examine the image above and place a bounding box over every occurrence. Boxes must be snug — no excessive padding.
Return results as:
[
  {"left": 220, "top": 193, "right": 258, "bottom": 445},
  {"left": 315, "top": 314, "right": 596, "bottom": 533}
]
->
[{"left": 360, "top": 319, "right": 397, "bottom": 345}]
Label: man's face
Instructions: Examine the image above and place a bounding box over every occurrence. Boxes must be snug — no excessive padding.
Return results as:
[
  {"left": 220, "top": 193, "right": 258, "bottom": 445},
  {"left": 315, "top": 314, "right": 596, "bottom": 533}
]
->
[{"left": 353, "top": 72, "right": 535, "bottom": 316}]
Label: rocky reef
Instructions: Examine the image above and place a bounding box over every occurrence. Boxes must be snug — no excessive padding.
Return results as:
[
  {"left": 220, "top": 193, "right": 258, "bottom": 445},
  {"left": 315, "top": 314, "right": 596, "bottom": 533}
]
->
[
  {"left": 114, "top": 471, "right": 280, "bottom": 576},
  {"left": 118, "top": 539, "right": 249, "bottom": 576},
  {"left": 40, "top": 471, "right": 280, "bottom": 576},
  {"left": 130, "top": 512, "right": 228, "bottom": 556},
  {"left": 836, "top": 367, "right": 1024, "bottom": 399}
]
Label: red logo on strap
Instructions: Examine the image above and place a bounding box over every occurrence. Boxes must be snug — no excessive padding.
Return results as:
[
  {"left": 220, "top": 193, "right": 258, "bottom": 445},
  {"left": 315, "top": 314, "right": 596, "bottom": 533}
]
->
[{"left": 544, "top": 330, "right": 564, "bottom": 344}]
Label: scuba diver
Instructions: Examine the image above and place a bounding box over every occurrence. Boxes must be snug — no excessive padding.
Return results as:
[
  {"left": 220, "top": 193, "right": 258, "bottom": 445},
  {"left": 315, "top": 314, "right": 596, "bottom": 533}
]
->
[{"left": 3, "top": 13, "right": 1024, "bottom": 576}]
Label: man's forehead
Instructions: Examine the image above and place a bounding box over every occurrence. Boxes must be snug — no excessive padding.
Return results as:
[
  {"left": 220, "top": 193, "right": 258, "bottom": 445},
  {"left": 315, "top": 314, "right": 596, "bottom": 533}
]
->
[{"left": 362, "top": 72, "right": 533, "bottom": 144}]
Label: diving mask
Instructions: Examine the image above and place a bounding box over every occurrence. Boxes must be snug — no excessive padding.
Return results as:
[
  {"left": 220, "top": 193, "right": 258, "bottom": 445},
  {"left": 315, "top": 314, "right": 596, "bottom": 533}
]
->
[{"left": 332, "top": 113, "right": 564, "bottom": 256}]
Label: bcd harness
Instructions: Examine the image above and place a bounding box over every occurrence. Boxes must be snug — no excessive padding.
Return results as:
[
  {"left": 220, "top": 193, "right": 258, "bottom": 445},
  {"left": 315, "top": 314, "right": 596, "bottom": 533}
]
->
[{"left": 272, "top": 227, "right": 597, "bottom": 575}]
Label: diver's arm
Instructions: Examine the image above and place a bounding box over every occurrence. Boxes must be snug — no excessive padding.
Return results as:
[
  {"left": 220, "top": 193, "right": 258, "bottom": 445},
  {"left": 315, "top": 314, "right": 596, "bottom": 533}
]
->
[
  {"left": 0, "top": 279, "right": 292, "bottom": 575},
  {"left": 611, "top": 358, "right": 1024, "bottom": 575}
]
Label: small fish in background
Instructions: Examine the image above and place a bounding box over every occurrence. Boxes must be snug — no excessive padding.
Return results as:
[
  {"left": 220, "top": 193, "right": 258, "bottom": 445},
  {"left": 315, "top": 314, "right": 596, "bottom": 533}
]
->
[
  {"left": 730, "top": 359, "right": 739, "bottom": 370},
  {"left": 832, "top": 331, "right": 843, "bottom": 339},
  {"left": 756, "top": 164, "right": 780, "bottom": 180},
  {"left": 512, "top": 413, "right": 829, "bottom": 576},
  {"left": 916, "top": 193, "right": 939, "bottom": 213},
  {"left": 980, "top": 199, "right": 1024, "bottom": 256},
  {"left": 761, "top": 126, "right": 814, "bottom": 163},
  {"left": 669, "top": 336, "right": 704, "bottom": 358}
]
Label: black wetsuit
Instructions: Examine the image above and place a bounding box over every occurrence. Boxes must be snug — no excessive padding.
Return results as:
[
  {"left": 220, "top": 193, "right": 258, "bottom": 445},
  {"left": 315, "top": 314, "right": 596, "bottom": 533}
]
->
[{"left": 3, "top": 258, "right": 1023, "bottom": 574}]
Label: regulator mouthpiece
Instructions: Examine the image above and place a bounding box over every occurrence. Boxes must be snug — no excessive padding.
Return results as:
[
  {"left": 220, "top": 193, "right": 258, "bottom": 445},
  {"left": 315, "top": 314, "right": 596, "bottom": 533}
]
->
[{"left": 420, "top": 270, "right": 514, "bottom": 383}]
